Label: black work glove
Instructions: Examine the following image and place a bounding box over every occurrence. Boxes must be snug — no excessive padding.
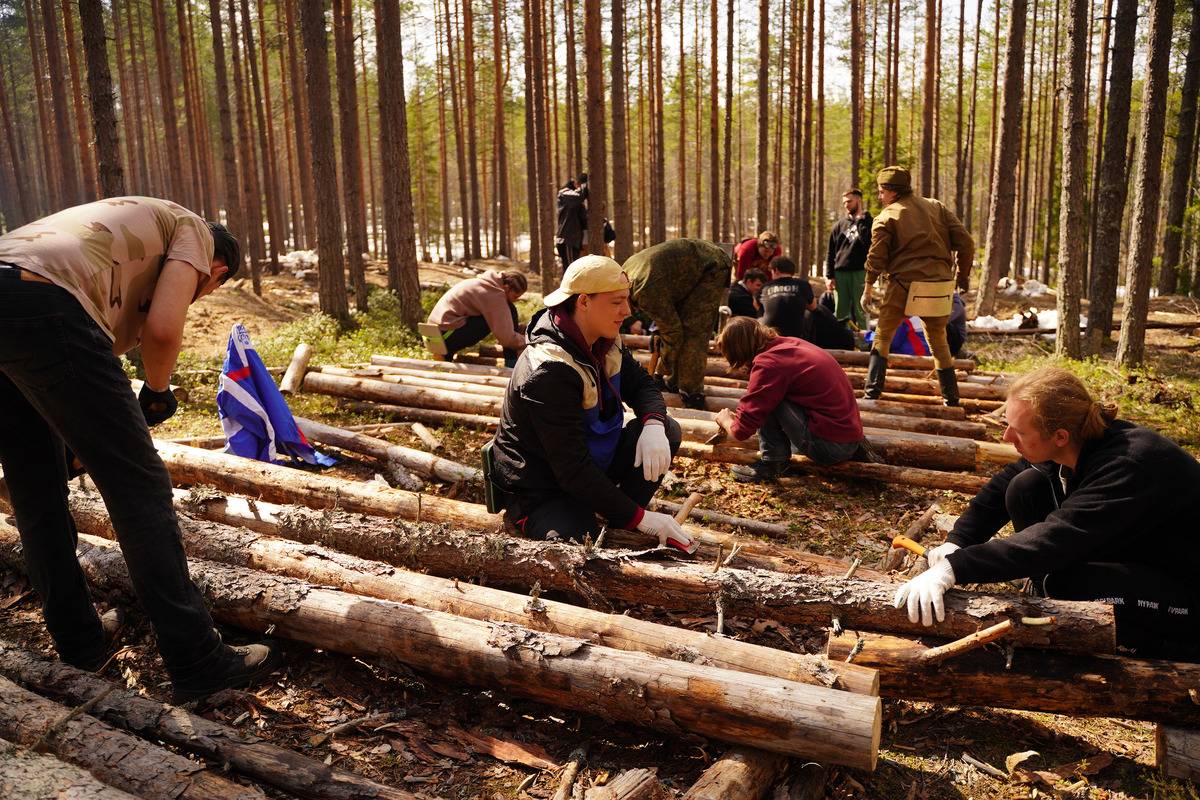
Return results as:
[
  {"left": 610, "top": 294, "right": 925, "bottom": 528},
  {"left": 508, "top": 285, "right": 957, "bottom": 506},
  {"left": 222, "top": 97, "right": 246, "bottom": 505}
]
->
[{"left": 138, "top": 383, "right": 178, "bottom": 427}]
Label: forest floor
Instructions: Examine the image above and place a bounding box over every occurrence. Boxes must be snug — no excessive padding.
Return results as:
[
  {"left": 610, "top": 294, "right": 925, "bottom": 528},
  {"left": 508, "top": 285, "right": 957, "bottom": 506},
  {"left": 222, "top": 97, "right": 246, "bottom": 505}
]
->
[{"left": 3, "top": 259, "right": 1200, "bottom": 799}]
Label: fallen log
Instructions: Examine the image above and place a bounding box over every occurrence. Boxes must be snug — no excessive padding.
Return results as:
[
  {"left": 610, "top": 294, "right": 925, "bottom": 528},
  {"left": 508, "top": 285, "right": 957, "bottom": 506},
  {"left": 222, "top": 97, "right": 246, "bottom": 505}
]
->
[
  {"left": 0, "top": 528, "right": 882, "bottom": 769},
  {"left": 826, "top": 631, "right": 1200, "bottom": 725},
  {"left": 153, "top": 441, "right": 886, "bottom": 579},
  {"left": 0, "top": 674, "right": 262, "bottom": 799},
  {"left": 66, "top": 490, "right": 878, "bottom": 695},
  {"left": 303, "top": 372, "right": 1016, "bottom": 472},
  {"left": 649, "top": 499, "right": 789, "bottom": 539},
  {"left": 152, "top": 487, "right": 1113, "bottom": 653},
  {"left": 410, "top": 423, "right": 443, "bottom": 451},
  {"left": 1157, "top": 725, "right": 1200, "bottom": 782},
  {"left": 584, "top": 768, "right": 665, "bottom": 799},
  {"left": 0, "top": 641, "right": 417, "bottom": 800},
  {"left": 875, "top": 391, "right": 1005, "bottom": 413},
  {"left": 0, "top": 735, "right": 139, "bottom": 799},
  {"left": 680, "top": 747, "right": 788, "bottom": 800},
  {"left": 279, "top": 342, "right": 313, "bottom": 394},
  {"left": 294, "top": 417, "right": 480, "bottom": 483}
]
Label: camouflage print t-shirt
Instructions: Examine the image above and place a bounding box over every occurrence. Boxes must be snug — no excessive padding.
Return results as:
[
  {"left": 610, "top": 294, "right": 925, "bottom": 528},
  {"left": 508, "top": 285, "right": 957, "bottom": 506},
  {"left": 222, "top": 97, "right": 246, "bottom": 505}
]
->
[{"left": 0, "top": 196, "right": 213, "bottom": 355}]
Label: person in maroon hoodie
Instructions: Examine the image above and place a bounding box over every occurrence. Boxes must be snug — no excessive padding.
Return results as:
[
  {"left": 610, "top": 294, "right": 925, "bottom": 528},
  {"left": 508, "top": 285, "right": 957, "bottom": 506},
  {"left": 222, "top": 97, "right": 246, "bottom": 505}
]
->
[{"left": 712, "top": 317, "right": 878, "bottom": 482}]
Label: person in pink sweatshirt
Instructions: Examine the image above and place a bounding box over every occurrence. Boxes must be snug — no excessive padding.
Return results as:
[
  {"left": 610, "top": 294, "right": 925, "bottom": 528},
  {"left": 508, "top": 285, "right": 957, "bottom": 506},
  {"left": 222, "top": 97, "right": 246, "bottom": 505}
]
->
[
  {"left": 712, "top": 316, "right": 879, "bottom": 482},
  {"left": 427, "top": 269, "right": 529, "bottom": 366}
]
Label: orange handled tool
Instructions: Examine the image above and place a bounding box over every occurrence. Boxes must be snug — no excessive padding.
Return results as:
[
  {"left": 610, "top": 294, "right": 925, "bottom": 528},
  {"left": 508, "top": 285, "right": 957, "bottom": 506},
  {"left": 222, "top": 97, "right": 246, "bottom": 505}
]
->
[{"left": 890, "top": 534, "right": 926, "bottom": 557}]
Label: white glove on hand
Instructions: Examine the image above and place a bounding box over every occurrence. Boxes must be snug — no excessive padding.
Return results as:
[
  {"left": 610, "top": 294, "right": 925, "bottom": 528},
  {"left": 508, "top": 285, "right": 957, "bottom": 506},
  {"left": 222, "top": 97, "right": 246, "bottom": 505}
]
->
[
  {"left": 893, "top": 560, "right": 956, "bottom": 626},
  {"left": 924, "top": 542, "right": 961, "bottom": 569},
  {"left": 634, "top": 421, "right": 672, "bottom": 482},
  {"left": 637, "top": 510, "right": 698, "bottom": 554}
]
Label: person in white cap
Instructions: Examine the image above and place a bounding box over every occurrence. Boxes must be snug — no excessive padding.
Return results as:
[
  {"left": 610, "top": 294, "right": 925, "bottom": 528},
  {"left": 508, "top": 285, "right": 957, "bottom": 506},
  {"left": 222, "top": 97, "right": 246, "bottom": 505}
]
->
[{"left": 484, "top": 255, "right": 696, "bottom": 553}]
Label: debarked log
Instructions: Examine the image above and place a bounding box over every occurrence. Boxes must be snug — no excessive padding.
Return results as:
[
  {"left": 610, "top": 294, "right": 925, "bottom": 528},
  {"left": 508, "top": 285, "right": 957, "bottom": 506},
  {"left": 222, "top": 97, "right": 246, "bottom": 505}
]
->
[
  {"left": 65, "top": 490, "right": 878, "bottom": 696},
  {"left": 294, "top": 417, "right": 481, "bottom": 483},
  {"left": 0, "top": 641, "right": 418, "bottom": 800},
  {"left": 680, "top": 747, "right": 788, "bottom": 800},
  {"left": 0, "top": 675, "right": 263, "bottom": 799},
  {"left": 0, "top": 527, "right": 883, "bottom": 769},
  {"left": 1157, "top": 725, "right": 1200, "bottom": 782},
  {"left": 827, "top": 631, "right": 1198, "bottom": 725},
  {"left": 0, "top": 735, "right": 139, "bottom": 800}
]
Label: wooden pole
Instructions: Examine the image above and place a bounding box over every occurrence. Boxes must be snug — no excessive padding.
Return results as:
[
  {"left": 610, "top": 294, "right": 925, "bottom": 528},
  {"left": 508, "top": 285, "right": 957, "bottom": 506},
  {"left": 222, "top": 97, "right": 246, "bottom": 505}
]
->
[
  {"left": 0, "top": 640, "right": 418, "bottom": 800},
  {"left": 681, "top": 747, "right": 788, "bottom": 800},
  {"left": 294, "top": 417, "right": 480, "bottom": 483},
  {"left": 278, "top": 342, "right": 313, "bottom": 394},
  {"left": 4, "top": 528, "right": 883, "bottom": 767}
]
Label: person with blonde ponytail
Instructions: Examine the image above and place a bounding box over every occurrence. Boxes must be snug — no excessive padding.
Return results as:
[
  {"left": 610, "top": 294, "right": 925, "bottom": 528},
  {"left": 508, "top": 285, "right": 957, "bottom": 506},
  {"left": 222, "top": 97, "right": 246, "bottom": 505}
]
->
[{"left": 894, "top": 366, "right": 1200, "bottom": 658}]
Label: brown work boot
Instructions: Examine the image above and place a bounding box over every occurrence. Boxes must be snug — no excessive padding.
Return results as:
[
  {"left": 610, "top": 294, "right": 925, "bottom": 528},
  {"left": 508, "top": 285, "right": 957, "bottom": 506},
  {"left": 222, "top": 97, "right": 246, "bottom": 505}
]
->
[
  {"left": 65, "top": 606, "right": 128, "bottom": 673},
  {"left": 170, "top": 642, "right": 283, "bottom": 704}
]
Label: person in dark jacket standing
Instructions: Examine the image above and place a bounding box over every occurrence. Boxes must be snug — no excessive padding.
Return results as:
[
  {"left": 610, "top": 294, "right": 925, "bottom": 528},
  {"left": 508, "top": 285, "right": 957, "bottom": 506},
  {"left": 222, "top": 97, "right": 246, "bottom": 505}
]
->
[
  {"left": 712, "top": 317, "right": 876, "bottom": 482},
  {"left": 489, "top": 255, "right": 695, "bottom": 553},
  {"left": 825, "top": 189, "right": 872, "bottom": 330},
  {"left": 894, "top": 367, "right": 1200, "bottom": 659},
  {"left": 727, "top": 268, "right": 766, "bottom": 319},
  {"left": 555, "top": 175, "right": 588, "bottom": 270}
]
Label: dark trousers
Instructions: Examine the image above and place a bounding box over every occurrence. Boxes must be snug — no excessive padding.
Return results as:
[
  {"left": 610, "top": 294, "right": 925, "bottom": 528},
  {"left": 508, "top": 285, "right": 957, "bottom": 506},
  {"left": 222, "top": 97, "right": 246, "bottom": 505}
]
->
[
  {"left": 509, "top": 417, "right": 682, "bottom": 542},
  {"left": 556, "top": 243, "right": 582, "bottom": 272},
  {"left": 0, "top": 280, "right": 223, "bottom": 680},
  {"left": 758, "top": 401, "right": 861, "bottom": 466},
  {"left": 442, "top": 304, "right": 520, "bottom": 368},
  {"left": 1006, "top": 468, "right": 1200, "bottom": 658}
]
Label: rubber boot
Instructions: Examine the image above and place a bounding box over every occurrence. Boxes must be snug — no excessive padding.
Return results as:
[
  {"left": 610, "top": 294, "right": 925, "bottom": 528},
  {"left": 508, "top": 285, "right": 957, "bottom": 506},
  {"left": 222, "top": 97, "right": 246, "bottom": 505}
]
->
[
  {"left": 937, "top": 367, "right": 961, "bottom": 407},
  {"left": 864, "top": 351, "right": 888, "bottom": 399}
]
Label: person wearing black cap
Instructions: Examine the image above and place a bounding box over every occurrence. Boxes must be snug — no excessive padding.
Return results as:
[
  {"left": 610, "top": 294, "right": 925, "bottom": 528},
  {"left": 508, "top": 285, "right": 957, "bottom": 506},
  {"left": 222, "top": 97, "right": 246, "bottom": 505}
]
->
[{"left": 861, "top": 166, "right": 974, "bottom": 406}]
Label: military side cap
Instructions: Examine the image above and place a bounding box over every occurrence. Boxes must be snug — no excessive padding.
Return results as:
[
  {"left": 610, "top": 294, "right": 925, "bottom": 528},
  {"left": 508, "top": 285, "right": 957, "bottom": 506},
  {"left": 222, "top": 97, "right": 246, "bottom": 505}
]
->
[
  {"left": 544, "top": 255, "right": 631, "bottom": 306},
  {"left": 876, "top": 166, "right": 912, "bottom": 190}
]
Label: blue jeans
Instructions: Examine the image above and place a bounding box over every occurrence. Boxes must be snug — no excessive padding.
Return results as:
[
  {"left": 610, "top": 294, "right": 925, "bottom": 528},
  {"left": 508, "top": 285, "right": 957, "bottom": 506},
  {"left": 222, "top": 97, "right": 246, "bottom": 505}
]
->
[
  {"left": 0, "top": 278, "right": 223, "bottom": 681},
  {"left": 758, "top": 401, "right": 860, "bottom": 466}
]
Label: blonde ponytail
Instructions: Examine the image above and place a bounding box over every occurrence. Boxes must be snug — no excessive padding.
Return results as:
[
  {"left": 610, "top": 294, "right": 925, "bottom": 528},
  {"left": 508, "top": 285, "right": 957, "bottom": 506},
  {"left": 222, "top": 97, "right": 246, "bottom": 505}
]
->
[{"left": 1008, "top": 367, "right": 1117, "bottom": 444}]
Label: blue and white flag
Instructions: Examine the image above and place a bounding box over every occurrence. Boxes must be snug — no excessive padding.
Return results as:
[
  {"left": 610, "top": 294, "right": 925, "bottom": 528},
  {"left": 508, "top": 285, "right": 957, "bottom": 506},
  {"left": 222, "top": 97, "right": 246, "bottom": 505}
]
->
[{"left": 217, "top": 324, "right": 336, "bottom": 466}]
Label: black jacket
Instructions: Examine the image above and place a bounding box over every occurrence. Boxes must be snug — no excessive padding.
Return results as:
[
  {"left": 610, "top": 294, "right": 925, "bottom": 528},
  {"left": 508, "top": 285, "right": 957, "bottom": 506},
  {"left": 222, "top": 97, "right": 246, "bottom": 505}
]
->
[
  {"left": 825, "top": 213, "right": 873, "bottom": 278},
  {"left": 801, "top": 305, "right": 855, "bottom": 351},
  {"left": 727, "top": 280, "right": 762, "bottom": 318},
  {"left": 556, "top": 186, "right": 588, "bottom": 246},
  {"left": 946, "top": 420, "right": 1200, "bottom": 585},
  {"left": 491, "top": 309, "right": 667, "bottom": 526},
  {"left": 761, "top": 276, "right": 813, "bottom": 338}
]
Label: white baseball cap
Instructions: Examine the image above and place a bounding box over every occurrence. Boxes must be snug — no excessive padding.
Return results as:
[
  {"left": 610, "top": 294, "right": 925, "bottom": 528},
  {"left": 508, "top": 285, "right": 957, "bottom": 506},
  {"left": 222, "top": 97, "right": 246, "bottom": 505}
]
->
[{"left": 543, "top": 255, "right": 632, "bottom": 307}]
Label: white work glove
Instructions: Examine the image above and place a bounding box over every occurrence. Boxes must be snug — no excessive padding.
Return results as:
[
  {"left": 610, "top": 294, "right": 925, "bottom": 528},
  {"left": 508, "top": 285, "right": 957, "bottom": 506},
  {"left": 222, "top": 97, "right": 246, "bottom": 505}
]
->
[
  {"left": 634, "top": 420, "right": 672, "bottom": 482},
  {"left": 924, "top": 542, "right": 961, "bottom": 569},
  {"left": 893, "top": 560, "right": 956, "bottom": 626},
  {"left": 637, "top": 510, "right": 698, "bottom": 554}
]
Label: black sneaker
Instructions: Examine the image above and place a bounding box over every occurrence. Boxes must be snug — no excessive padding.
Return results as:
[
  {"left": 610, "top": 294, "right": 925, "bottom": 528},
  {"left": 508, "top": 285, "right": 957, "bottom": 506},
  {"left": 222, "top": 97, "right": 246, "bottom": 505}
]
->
[
  {"left": 681, "top": 391, "right": 708, "bottom": 411},
  {"left": 170, "top": 643, "right": 283, "bottom": 704},
  {"left": 851, "top": 440, "right": 885, "bottom": 464},
  {"left": 730, "top": 460, "right": 788, "bottom": 483}
]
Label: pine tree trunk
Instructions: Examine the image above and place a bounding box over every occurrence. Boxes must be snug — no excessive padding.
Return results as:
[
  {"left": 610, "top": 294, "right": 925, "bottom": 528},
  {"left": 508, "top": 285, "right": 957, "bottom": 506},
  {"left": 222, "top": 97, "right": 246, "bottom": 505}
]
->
[
  {"left": 437, "top": 14, "right": 454, "bottom": 261},
  {"left": 1084, "top": 0, "right": 1136, "bottom": 353},
  {"left": 815, "top": 0, "right": 824, "bottom": 254},
  {"left": 462, "top": 0, "right": 482, "bottom": 259},
  {"left": 298, "top": 0, "right": 349, "bottom": 321},
  {"left": 678, "top": 0, "right": 688, "bottom": 236},
  {"left": 135, "top": 0, "right": 166, "bottom": 196},
  {"left": 0, "top": 56, "right": 32, "bottom": 222},
  {"left": 40, "top": 0, "right": 81, "bottom": 206},
  {"left": 799, "top": 0, "right": 813, "bottom": 276},
  {"left": 360, "top": 4, "right": 380, "bottom": 258},
  {"left": 1115, "top": 0, "right": 1174, "bottom": 367},
  {"left": 974, "top": 0, "right": 1028, "bottom": 317},
  {"left": 241, "top": 0, "right": 282, "bottom": 278},
  {"left": 785, "top": 0, "right": 799, "bottom": 257},
  {"left": 228, "top": 0, "right": 263, "bottom": 293},
  {"left": 59, "top": 0, "right": 97, "bottom": 199},
  {"left": 173, "top": 0, "right": 204, "bottom": 212},
  {"left": 1084, "top": 0, "right": 1113, "bottom": 287},
  {"left": 77, "top": 0, "right": 124, "bottom": 198},
  {"left": 207, "top": 0, "right": 245, "bottom": 271},
  {"left": 111, "top": 0, "right": 140, "bottom": 194},
  {"left": 1155, "top": 6, "right": 1200, "bottom": 296},
  {"left": 1012, "top": 0, "right": 1039, "bottom": 279},
  {"left": 849, "top": 0, "right": 862, "bottom": 185},
  {"left": 612, "top": 0, "right": 633, "bottom": 261},
  {"left": 1038, "top": 5, "right": 1060, "bottom": 288},
  {"left": 754, "top": 0, "right": 769, "bottom": 232},
  {"left": 963, "top": 0, "right": 982, "bottom": 232},
  {"left": 444, "top": 0, "right": 468, "bottom": 260},
  {"left": 275, "top": 0, "right": 302, "bottom": 249},
  {"left": 187, "top": 2, "right": 219, "bottom": 217},
  {"left": 721, "top": 0, "right": 733, "bottom": 239},
  {"left": 651, "top": 0, "right": 665, "bottom": 243},
  {"left": 377, "top": 0, "right": 421, "bottom": 325},
  {"left": 952, "top": 0, "right": 964, "bottom": 216},
  {"left": 493, "top": 0, "right": 512, "bottom": 256},
  {"left": 150, "top": 0, "right": 187, "bottom": 203},
  {"left": 584, "top": 0, "right": 607, "bottom": 252},
  {"left": 1053, "top": 0, "right": 1088, "bottom": 357},
  {"left": 920, "top": 0, "right": 935, "bottom": 195},
  {"left": 286, "top": 0, "right": 319, "bottom": 249},
  {"left": 333, "top": 0, "right": 367, "bottom": 309},
  {"left": 256, "top": 1, "right": 286, "bottom": 257}
]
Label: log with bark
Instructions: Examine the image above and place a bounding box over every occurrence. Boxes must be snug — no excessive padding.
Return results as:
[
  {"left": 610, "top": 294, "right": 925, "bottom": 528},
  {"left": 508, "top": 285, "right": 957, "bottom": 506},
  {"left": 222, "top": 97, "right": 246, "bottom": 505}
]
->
[
  {"left": 0, "top": 526, "right": 883, "bottom": 768},
  {"left": 680, "top": 747, "right": 788, "bottom": 800},
  {"left": 583, "top": 769, "right": 665, "bottom": 799},
  {"left": 0, "top": 640, "right": 417, "bottom": 800},
  {"left": 130, "top": 482, "right": 1113, "bottom": 653},
  {"left": 65, "top": 489, "right": 879, "bottom": 695},
  {"left": 0, "top": 735, "right": 139, "bottom": 799},
  {"left": 294, "top": 417, "right": 481, "bottom": 483},
  {"left": 1156, "top": 725, "right": 1200, "bottom": 782},
  {"left": 649, "top": 499, "right": 789, "bottom": 539},
  {"left": 0, "top": 674, "right": 263, "bottom": 799},
  {"left": 153, "top": 440, "right": 893, "bottom": 580},
  {"left": 827, "top": 631, "right": 1200, "bottom": 725}
]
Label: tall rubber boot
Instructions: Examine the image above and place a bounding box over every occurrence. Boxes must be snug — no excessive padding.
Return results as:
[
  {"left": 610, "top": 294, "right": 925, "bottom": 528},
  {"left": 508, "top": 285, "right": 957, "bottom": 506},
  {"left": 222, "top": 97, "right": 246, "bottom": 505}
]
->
[
  {"left": 864, "top": 351, "right": 888, "bottom": 399},
  {"left": 937, "top": 367, "right": 961, "bottom": 407}
]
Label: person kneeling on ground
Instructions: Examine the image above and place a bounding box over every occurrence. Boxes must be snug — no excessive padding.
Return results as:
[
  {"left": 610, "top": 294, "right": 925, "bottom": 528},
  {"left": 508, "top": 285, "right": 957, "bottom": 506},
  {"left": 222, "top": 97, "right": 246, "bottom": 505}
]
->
[
  {"left": 487, "top": 255, "right": 696, "bottom": 553},
  {"left": 712, "top": 317, "right": 879, "bottom": 483},
  {"left": 427, "top": 269, "right": 529, "bottom": 368},
  {"left": 893, "top": 366, "right": 1200, "bottom": 660}
]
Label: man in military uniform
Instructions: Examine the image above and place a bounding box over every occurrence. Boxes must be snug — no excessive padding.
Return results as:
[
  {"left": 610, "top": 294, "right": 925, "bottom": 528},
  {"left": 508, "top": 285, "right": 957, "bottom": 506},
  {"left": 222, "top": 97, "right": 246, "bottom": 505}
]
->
[
  {"left": 623, "top": 239, "right": 732, "bottom": 409},
  {"left": 861, "top": 167, "right": 973, "bottom": 406}
]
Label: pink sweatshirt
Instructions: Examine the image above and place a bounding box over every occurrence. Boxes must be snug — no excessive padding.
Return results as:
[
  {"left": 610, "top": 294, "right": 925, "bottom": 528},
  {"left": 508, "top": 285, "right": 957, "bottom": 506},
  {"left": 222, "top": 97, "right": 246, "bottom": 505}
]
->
[{"left": 428, "top": 270, "right": 526, "bottom": 351}]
